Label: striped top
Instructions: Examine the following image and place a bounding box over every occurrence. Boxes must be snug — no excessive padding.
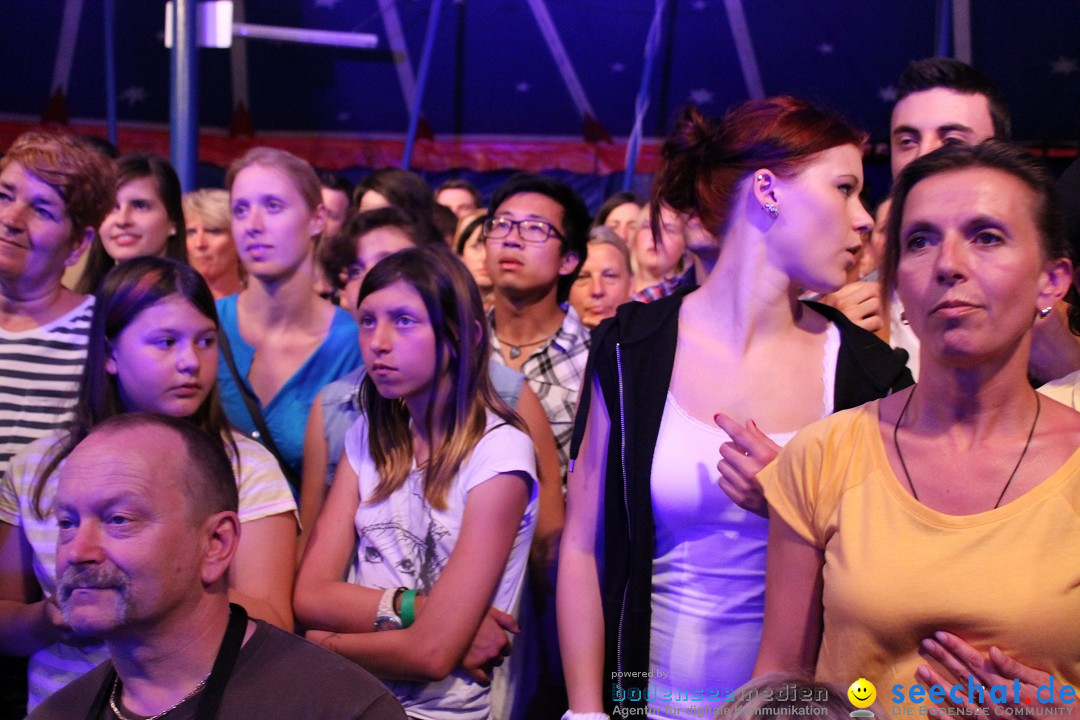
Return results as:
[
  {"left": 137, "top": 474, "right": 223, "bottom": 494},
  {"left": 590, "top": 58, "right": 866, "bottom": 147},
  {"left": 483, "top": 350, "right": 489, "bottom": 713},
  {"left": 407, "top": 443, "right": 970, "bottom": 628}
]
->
[
  {"left": 0, "top": 430, "right": 298, "bottom": 710},
  {"left": 0, "top": 296, "right": 94, "bottom": 475}
]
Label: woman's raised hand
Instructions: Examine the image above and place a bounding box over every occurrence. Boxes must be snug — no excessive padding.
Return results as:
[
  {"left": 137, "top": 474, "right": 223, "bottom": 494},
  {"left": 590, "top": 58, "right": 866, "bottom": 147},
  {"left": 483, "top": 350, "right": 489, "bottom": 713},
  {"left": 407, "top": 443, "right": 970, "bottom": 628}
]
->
[{"left": 714, "top": 412, "right": 780, "bottom": 518}]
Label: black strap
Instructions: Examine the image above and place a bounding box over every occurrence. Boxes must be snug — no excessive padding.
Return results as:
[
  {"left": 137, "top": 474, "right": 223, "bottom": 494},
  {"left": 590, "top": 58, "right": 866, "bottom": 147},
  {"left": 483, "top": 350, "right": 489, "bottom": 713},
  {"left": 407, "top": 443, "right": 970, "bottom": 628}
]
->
[
  {"left": 216, "top": 328, "right": 302, "bottom": 492},
  {"left": 86, "top": 604, "right": 249, "bottom": 720},
  {"left": 192, "top": 604, "right": 248, "bottom": 719},
  {"left": 84, "top": 665, "right": 115, "bottom": 720}
]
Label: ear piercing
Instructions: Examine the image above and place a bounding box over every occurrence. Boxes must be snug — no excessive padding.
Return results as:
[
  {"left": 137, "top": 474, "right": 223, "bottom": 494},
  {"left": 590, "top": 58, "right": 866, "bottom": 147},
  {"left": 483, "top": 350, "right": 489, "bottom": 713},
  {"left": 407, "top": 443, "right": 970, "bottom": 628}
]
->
[
  {"left": 1039, "top": 306, "right": 1053, "bottom": 318},
  {"left": 758, "top": 173, "right": 777, "bottom": 217}
]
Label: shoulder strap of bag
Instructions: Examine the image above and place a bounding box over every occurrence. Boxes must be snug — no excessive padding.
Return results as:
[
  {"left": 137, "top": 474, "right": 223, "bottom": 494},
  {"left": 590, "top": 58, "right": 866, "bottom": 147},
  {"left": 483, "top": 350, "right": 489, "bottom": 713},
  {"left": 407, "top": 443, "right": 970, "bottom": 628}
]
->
[{"left": 216, "top": 328, "right": 302, "bottom": 492}]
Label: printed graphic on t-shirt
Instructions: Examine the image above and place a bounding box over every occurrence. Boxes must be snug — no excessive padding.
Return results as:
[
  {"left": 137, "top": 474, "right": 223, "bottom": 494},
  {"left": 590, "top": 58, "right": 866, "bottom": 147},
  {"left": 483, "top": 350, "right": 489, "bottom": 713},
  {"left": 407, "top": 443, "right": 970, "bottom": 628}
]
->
[{"left": 358, "top": 489, "right": 450, "bottom": 593}]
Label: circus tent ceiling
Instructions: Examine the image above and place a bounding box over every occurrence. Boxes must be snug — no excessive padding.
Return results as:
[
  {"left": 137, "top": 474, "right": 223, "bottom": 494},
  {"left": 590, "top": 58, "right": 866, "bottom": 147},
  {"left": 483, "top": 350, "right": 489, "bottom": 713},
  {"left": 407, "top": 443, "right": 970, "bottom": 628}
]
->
[{"left": 2, "top": 0, "right": 1078, "bottom": 183}]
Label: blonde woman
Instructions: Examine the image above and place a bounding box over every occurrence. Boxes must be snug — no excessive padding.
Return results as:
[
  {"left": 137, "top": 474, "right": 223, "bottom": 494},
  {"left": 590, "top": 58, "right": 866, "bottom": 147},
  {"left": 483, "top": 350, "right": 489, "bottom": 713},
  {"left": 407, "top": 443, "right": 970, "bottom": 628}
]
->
[{"left": 183, "top": 188, "right": 244, "bottom": 298}]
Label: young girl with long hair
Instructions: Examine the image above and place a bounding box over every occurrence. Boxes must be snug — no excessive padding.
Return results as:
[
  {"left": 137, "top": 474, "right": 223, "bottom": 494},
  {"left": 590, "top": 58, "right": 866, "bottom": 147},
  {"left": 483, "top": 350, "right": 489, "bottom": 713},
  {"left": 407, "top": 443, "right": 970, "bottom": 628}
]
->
[
  {"left": 295, "top": 244, "right": 538, "bottom": 719},
  {"left": 0, "top": 257, "right": 297, "bottom": 710}
]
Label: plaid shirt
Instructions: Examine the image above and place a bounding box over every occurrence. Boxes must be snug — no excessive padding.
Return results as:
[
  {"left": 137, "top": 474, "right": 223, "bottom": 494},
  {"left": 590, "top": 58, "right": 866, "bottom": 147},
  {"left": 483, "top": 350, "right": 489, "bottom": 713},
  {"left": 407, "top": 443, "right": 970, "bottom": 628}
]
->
[
  {"left": 630, "top": 265, "right": 698, "bottom": 303},
  {"left": 489, "top": 306, "right": 591, "bottom": 478}
]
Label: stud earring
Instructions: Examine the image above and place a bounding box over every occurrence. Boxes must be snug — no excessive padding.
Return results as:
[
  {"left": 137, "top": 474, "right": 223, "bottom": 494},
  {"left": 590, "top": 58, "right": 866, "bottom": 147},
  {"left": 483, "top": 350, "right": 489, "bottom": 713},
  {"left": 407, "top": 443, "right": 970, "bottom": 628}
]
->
[
  {"left": 900, "top": 311, "right": 909, "bottom": 326},
  {"left": 756, "top": 174, "right": 765, "bottom": 182},
  {"left": 1039, "top": 306, "right": 1053, "bottom": 318},
  {"left": 763, "top": 202, "right": 779, "bottom": 218}
]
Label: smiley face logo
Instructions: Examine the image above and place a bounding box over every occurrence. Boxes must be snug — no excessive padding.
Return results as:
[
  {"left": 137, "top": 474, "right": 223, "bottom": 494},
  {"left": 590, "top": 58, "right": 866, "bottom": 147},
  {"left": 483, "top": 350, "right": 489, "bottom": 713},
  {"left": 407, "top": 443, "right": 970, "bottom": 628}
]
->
[{"left": 848, "top": 678, "right": 876, "bottom": 709}]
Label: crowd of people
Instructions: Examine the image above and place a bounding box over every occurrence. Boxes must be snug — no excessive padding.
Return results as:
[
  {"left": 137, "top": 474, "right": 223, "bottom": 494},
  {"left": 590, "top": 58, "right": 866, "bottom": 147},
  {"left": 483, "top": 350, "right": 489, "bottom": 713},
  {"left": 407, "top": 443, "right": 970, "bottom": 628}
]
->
[{"left": 0, "top": 55, "right": 1078, "bottom": 720}]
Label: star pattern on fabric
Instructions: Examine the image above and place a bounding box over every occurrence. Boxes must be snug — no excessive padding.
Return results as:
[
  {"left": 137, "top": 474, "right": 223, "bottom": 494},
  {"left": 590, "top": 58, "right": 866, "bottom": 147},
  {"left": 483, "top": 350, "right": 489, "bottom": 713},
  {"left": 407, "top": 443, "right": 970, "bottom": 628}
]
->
[
  {"left": 611, "top": 62, "right": 625, "bottom": 73},
  {"left": 516, "top": 81, "right": 531, "bottom": 93},
  {"left": 689, "top": 88, "right": 714, "bottom": 104},
  {"left": 336, "top": 111, "right": 351, "bottom": 121},
  {"left": 817, "top": 42, "right": 834, "bottom": 55},
  {"left": 120, "top": 86, "right": 147, "bottom": 106},
  {"left": 878, "top": 85, "right": 898, "bottom": 102},
  {"left": 314, "top": 0, "right": 341, "bottom": 7},
  {"left": 1050, "top": 56, "right": 1078, "bottom": 75},
  {"left": 692, "top": 0, "right": 707, "bottom": 9}
]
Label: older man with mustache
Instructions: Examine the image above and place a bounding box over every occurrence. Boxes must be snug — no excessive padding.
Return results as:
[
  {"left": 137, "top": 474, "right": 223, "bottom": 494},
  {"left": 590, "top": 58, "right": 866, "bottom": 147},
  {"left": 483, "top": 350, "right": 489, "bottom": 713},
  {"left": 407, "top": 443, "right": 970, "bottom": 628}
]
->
[{"left": 30, "top": 413, "right": 404, "bottom": 720}]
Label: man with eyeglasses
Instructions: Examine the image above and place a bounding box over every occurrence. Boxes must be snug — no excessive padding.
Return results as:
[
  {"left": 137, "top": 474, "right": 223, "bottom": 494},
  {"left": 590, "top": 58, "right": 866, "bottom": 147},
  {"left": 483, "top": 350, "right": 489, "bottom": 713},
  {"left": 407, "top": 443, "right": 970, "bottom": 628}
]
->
[
  {"left": 483, "top": 172, "right": 589, "bottom": 720},
  {"left": 484, "top": 173, "right": 590, "bottom": 480}
]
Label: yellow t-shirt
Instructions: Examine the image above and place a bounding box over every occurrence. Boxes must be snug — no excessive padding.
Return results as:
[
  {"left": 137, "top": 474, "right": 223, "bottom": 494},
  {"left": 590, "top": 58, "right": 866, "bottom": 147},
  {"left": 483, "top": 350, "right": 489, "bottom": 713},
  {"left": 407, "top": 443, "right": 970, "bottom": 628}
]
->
[{"left": 759, "top": 401, "right": 1080, "bottom": 713}]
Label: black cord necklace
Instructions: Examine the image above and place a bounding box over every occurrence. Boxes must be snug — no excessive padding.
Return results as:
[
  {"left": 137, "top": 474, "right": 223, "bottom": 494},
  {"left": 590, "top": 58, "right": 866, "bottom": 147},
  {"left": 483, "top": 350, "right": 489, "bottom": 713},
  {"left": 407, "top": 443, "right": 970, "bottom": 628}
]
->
[
  {"left": 496, "top": 333, "right": 554, "bottom": 360},
  {"left": 892, "top": 385, "right": 1041, "bottom": 509}
]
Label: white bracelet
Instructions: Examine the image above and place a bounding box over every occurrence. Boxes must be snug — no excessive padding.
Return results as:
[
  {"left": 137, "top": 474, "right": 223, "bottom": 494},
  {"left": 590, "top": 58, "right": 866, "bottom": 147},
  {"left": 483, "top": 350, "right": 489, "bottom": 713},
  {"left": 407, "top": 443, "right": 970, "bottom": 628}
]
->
[{"left": 561, "top": 712, "right": 610, "bottom": 720}]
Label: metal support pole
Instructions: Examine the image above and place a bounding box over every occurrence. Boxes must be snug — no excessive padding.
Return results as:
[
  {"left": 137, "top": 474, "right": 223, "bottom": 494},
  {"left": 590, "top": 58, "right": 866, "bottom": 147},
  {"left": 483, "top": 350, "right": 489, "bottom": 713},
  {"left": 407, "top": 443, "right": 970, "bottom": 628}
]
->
[
  {"left": 104, "top": 0, "right": 117, "bottom": 146},
  {"left": 623, "top": 0, "right": 667, "bottom": 190},
  {"left": 952, "top": 0, "right": 972, "bottom": 63},
  {"left": 935, "top": 0, "right": 952, "bottom": 57},
  {"left": 170, "top": 0, "right": 198, "bottom": 191},
  {"left": 402, "top": 0, "right": 444, "bottom": 169},
  {"left": 233, "top": 23, "right": 377, "bottom": 48}
]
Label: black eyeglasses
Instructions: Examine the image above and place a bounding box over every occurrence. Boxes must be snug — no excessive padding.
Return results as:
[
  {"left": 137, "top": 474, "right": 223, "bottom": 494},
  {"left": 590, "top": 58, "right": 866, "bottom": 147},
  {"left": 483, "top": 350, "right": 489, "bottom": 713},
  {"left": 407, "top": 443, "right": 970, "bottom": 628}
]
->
[{"left": 483, "top": 217, "right": 564, "bottom": 245}]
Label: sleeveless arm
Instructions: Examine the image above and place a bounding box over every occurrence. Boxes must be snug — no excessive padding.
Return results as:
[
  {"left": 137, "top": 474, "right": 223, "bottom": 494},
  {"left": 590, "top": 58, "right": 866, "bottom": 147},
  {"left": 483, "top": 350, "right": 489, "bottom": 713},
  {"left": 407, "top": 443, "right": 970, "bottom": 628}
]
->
[{"left": 558, "top": 375, "right": 610, "bottom": 712}]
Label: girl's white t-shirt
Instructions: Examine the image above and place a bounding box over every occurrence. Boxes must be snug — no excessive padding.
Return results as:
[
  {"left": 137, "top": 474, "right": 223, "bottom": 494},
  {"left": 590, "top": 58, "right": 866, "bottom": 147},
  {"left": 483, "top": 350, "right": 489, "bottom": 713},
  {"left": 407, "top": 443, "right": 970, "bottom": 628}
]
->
[{"left": 345, "top": 412, "right": 538, "bottom": 720}]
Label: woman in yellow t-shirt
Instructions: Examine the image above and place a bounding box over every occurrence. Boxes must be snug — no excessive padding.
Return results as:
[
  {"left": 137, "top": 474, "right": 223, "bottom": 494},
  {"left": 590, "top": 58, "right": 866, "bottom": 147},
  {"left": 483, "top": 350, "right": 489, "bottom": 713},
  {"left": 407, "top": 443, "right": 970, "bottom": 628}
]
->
[{"left": 756, "top": 141, "right": 1080, "bottom": 716}]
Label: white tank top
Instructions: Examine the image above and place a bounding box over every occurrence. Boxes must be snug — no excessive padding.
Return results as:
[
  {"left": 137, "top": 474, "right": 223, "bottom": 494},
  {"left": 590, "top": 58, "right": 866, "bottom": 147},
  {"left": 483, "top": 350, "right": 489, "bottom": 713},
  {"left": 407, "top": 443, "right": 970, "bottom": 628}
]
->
[{"left": 645, "top": 322, "right": 839, "bottom": 716}]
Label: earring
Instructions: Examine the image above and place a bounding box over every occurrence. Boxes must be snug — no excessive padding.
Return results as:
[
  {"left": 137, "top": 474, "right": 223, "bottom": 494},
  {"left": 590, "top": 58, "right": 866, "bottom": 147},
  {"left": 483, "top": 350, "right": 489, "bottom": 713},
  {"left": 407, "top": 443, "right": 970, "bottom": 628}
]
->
[
  {"left": 763, "top": 202, "right": 779, "bottom": 218},
  {"left": 756, "top": 174, "right": 765, "bottom": 182},
  {"left": 1039, "top": 306, "right": 1053, "bottom": 318},
  {"left": 900, "top": 311, "right": 909, "bottom": 326}
]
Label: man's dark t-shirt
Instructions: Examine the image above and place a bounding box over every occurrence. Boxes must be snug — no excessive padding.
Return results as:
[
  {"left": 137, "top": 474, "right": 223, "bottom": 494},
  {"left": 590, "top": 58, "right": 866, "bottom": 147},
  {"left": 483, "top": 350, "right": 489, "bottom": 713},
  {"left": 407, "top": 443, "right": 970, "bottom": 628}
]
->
[{"left": 28, "top": 621, "right": 405, "bottom": 720}]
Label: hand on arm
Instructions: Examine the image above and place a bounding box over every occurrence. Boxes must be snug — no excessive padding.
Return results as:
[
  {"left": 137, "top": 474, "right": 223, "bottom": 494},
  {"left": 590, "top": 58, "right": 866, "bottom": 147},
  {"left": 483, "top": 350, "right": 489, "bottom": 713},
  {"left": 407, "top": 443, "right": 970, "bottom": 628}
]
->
[
  {"left": 297, "top": 456, "right": 525, "bottom": 680},
  {"left": 461, "top": 607, "right": 519, "bottom": 685},
  {"left": 558, "top": 376, "right": 610, "bottom": 713},
  {"left": 714, "top": 412, "right": 780, "bottom": 517},
  {"left": 305, "top": 471, "right": 530, "bottom": 683},
  {"left": 753, "top": 513, "right": 824, "bottom": 677}
]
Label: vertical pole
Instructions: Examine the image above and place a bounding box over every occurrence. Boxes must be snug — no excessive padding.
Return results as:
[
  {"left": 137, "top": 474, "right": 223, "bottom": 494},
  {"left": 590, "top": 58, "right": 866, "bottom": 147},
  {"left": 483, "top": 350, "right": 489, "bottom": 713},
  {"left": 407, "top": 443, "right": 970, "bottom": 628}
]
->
[
  {"left": 104, "top": 0, "right": 118, "bottom": 146},
  {"left": 402, "top": 0, "right": 444, "bottom": 169},
  {"left": 452, "top": 0, "right": 466, "bottom": 137},
  {"left": 170, "top": 0, "right": 198, "bottom": 190},
  {"left": 623, "top": 0, "right": 667, "bottom": 191},
  {"left": 952, "top": 0, "right": 972, "bottom": 63},
  {"left": 935, "top": 0, "right": 952, "bottom": 57}
]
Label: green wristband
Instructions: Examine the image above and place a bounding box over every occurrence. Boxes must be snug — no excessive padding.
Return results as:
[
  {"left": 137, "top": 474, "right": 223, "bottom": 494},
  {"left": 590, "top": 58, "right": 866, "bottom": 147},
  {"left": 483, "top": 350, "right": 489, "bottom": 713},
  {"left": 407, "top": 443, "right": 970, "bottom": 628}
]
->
[{"left": 399, "top": 589, "right": 417, "bottom": 629}]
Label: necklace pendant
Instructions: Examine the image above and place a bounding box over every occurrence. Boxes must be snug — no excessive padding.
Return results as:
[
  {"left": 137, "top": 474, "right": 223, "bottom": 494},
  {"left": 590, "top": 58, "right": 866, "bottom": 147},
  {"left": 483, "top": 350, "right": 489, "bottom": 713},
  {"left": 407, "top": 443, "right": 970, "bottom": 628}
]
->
[{"left": 508, "top": 345, "right": 521, "bottom": 360}]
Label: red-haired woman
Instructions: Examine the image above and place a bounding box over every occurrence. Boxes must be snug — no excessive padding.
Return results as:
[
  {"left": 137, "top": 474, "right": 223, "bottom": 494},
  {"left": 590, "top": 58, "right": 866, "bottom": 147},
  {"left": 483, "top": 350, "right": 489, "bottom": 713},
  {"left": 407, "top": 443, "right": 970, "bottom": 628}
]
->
[{"left": 558, "top": 98, "right": 912, "bottom": 719}]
